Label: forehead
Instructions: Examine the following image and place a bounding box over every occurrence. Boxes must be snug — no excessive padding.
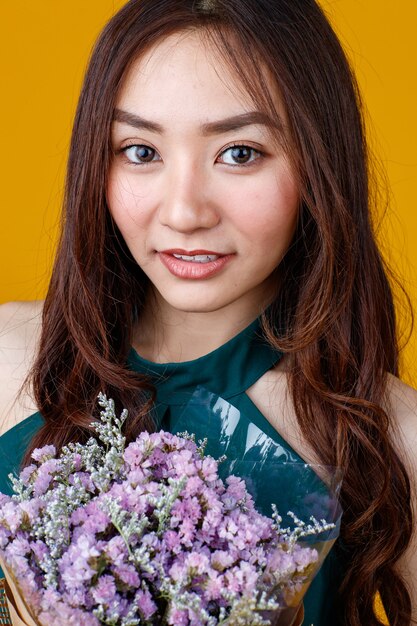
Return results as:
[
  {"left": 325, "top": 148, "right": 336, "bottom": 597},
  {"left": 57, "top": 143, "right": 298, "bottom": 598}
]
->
[{"left": 115, "top": 29, "right": 282, "bottom": 124}]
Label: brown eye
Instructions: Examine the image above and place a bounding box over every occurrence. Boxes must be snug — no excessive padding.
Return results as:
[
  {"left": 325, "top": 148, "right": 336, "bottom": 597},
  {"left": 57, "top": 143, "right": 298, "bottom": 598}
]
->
[
  {"left": 123, "top": 144, "right": 160, "bottom": 164},
  {"left": 219, "top": 145, "right": 261, "bottom": 166}
]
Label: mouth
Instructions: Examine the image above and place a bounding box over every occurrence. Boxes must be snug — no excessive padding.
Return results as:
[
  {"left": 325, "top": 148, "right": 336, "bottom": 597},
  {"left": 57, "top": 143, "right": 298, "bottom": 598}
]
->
[
  {"left": 161, "top": 249, "right": 224, "bottom": 263},
  {"left": 158, "top": 249, "right": 233, "bottom": 279},
  {"left": 172, "top": 253, "right": 219, "bottom": 263}
]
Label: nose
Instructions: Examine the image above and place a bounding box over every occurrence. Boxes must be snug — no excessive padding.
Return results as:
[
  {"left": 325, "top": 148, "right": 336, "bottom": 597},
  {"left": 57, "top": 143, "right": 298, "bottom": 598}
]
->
[{"left": 158, "top": 162, "right": 220, "bottom": 233}]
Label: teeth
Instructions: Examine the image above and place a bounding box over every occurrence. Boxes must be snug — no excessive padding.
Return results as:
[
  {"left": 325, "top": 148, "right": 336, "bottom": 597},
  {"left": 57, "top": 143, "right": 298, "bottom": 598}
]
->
[{"left": 172, "top": 253, "right": 219, "bottom": 263}]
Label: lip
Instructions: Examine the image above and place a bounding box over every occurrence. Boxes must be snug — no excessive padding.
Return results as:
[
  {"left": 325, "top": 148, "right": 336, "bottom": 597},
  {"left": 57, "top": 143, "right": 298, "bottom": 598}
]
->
[
  {"left": 158, "top": 249, "right": 233, "bottom": 280},
  {"left": 161, "top": 248, "right": 224, "bottom": 256}
]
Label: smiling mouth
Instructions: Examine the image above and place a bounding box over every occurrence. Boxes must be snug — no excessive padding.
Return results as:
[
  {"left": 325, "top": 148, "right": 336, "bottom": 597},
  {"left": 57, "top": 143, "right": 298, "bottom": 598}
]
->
[
  {"left": 161, "top": 249, "right": 225, "bottom": 262},
  {"left": 158, "top": 249, "right": 232, "bottom": 279},
  {"left": 172, "top": 253, "right": 219, "bottom": 263}
]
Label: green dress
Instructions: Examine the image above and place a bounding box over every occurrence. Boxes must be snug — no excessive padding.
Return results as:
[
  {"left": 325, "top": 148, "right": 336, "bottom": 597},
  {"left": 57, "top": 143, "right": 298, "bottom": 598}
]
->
[{"left": 0, "top": 318, "right": 345, "bottom": 624}]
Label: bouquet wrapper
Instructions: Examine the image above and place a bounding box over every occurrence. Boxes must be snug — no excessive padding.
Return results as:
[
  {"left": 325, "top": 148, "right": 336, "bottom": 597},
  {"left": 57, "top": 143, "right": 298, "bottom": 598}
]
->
[
  {"left": 0, "top": 558, "right": 39, "bottom": 626},
  {"left": 267, "top": 603, "right": 304, "bottom": 626},
  {"left": 293, "top": 605, "right": 303, "bottom": 626},
  {"left": 289, "top": 605, "right": 303, "bottom": 626}
]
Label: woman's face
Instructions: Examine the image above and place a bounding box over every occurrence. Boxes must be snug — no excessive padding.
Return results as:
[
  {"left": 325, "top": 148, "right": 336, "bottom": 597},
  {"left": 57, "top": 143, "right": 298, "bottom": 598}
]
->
[{"left": 108, "top": 30, "right": 299, "bottom": 321}]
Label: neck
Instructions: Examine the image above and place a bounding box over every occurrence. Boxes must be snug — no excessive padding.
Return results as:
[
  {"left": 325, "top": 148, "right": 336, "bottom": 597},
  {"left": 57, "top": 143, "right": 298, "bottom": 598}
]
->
[{"left": 133, "top": 295, "right": 266, "bottom": 363}]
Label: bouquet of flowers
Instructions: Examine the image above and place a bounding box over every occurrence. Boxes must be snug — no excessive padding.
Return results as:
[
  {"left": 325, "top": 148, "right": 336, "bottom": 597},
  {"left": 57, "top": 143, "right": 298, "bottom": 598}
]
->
[{"left": 0, "top": 394, "right": 337, "bottom": 626}]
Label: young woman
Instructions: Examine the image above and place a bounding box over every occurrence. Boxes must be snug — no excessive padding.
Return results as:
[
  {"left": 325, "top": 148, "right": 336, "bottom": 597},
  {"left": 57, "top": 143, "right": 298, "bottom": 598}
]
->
[{"left": 0, "top": 0, "right": 416, "bottom": 624}]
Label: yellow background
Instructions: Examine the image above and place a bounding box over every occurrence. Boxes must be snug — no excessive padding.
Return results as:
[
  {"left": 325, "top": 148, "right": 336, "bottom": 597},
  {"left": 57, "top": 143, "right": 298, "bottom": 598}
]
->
[{"left": 0, "top": 1, "right": 416, "bottom": 385}]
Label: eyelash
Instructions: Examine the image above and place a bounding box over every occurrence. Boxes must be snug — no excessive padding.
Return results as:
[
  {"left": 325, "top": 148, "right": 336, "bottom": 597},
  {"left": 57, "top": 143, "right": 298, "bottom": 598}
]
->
[
  {"left": 118, "top": 142, "right": 264, "bottom": 168},
  {"left": 217, "top": 143, "right": 263, "bottom": 167},
  {"left": 119, "top": 144, "right": 160, "bottom": 166}
]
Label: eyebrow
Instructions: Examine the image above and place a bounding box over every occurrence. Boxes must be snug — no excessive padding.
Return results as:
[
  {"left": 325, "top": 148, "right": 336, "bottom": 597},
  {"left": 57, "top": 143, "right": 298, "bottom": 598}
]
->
[{"left": 112, "top": 108, "right": 283, "bottom": 135}]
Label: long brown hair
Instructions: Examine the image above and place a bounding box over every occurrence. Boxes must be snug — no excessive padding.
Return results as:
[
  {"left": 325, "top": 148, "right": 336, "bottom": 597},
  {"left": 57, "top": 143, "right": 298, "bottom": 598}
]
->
[{"left": 27, "top": 1, "right": 413, "bottom": 623}]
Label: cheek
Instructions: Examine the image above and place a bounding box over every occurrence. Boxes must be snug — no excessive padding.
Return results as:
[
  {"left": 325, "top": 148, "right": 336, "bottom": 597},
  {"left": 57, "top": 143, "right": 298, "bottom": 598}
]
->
[
  {"left": 107, "top": 170, "right": 151, "bottom": 238},
  {"left": 227, "top": 173, "right": 299, "bottom": 244}
]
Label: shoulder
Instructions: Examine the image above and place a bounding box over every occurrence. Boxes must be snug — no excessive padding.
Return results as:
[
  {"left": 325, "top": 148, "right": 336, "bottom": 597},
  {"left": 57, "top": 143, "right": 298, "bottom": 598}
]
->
[
  {"left": 246, "top": 365, "right": 322, "bottom": 464},
  {"left": 385, "top": 373, "right": 417, "bottom": 508},
  {"left": 0, "top": 300, "right": 43, "bottom": 337},
  {"left": 385, "top": 373, "right": 417, "bottom": 467},
  {"left": 249, "top": 366, "right": 417, "bottom": 466},
  {"left": 384, "top": 374, "right": 417, "bottom": 614},
  {"left": 0, "top": 301, "right": 43, "bottom": 434}
]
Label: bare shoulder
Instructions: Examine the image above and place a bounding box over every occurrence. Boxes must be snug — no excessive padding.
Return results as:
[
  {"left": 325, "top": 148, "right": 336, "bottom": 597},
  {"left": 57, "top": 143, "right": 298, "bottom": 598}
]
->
[
  {"left": 0, "top": 300, "right": 43, "bottom": 433},
  {"left": 385, "top": 373, "right": 417, "bottom": 464},
  {"left": 246, "top": 364, "right": 321, "bottom": 464},
  {"left": 385, "top": 374, "right": 417, "bottom": 616},
  {"left": 0, "top": 300, "right": 43, "bottom": 338}
]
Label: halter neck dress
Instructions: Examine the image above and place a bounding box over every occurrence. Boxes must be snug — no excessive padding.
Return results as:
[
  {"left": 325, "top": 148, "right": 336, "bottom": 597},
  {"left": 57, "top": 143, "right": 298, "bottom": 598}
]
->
[{"left": 0, "top": 318, "right": 345, "bottom": 625}]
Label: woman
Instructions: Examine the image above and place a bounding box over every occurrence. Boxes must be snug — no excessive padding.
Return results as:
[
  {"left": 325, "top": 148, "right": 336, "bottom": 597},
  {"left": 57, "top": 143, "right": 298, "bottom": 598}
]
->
[{"left": 0, "top": 0, "right": 416, "bottom": 624}]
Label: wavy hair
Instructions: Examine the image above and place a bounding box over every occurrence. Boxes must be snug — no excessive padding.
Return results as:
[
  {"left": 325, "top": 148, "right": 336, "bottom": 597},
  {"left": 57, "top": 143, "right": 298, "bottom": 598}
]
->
[{"left": 26, "top": 1, "right": 413, "bottom": 623}]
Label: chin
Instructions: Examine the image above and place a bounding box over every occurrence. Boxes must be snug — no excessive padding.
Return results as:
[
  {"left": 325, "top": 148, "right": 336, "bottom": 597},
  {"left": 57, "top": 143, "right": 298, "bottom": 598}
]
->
[
  {"left": 158, "top": 290, "right": 238, "bottom": 315},
  {"left": 169, "top": 300, "right": 231, "bottom": 315}
]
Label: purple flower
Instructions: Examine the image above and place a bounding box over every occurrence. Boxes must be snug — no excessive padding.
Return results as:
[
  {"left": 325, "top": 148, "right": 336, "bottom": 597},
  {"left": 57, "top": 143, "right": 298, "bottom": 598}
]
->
[
  {"left": 168, "top": 607, "right": 190, "bottom": 625},
  {"left": 59, "top": 535, "right": 100, "bottom": 592},
  {"left": 1, "top": 501, "right": 22, "bottom": 533},
  {"left": 211, "top": 550, "right": 235, "bottom": 571},
  {"left": 19, "top": 499, "right": 44, "bottom": 523},
  {"left": 113, "top": 563, "right": 140, "bottom": 587},
  {"left": 81, "top": 502, "right": 110, "bottom": 534},
  {"left": 170, "top": 449, "right": 197, "bottom": 477},
  {"left": 136, "top": 587, "right": 158, "bottom": 619},
  {"left": 33, "top": 459, "right": 60, "bottom": 497},
  {"left": 104, "top": 535, "right": 128, "bottom": 564},
  {"left": 205, "top": 570, "right": 224, "bottom": 601},
  {"left": 91, "top": 575, "right": 117, "bottom": 605},
  {"left": 184, "top": 551, "right": 209, "bottom": 575},
  {"left": 19, "top": 464, "right": 37, "bottom": 486},
  {"left": 123, "top": 442, "right": 145, "bottom": 468},
  {"left": 0, "top": 395, "right": 332, "bottom": 626},
  {"left": 31, "top": 445, "right": 56, "bottom": 463}
]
